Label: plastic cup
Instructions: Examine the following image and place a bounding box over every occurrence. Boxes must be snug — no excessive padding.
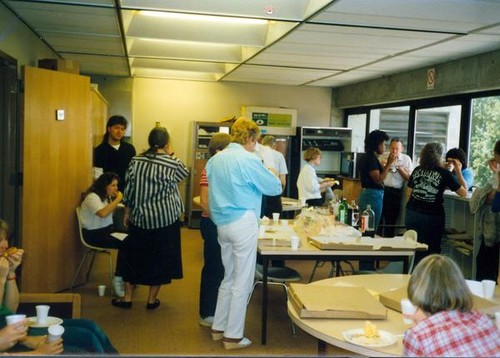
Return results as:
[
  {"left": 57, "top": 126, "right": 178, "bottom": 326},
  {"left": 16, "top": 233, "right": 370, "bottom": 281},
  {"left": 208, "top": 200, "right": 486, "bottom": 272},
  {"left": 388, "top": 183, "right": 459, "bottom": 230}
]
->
[
  {"left": 5, "top": 314, "right": 26, "bottom": 325},
  {"left": 47, "top": 324, "right": 65, "bottom": 342},
  {"left": 482, "top": 280, "right": 496, "bottom": 299},
  {"left": 98, "top": 285, "right": 106, "bottom": 297},
  {"left": 401, "top": 298, "right": 417, "bottom": 324},
  {"left": 35, "top": 305, "right": 50, "bottom": 325},
  {"left": 495, "top": 312, "right": 500, "bottom": 331},
  {"left": 290, "top": 236, "right": 300, "bottom": 250},
  {"left": 281, "top": 219, "right": 288, "bottom": 226},
  {"left": 272, "top": 213, "right": 280, "bottom": 222}
]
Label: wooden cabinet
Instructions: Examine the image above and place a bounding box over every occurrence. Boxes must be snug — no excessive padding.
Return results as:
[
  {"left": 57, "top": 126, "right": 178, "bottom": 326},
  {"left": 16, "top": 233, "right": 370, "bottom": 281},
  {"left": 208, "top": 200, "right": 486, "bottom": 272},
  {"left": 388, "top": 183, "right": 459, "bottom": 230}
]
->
[
  {"left": 339, "top": 176, "right": 362, "bottom": 203},
  {"left": 186, "top": 121, "right": 231, "bottom": 228}
]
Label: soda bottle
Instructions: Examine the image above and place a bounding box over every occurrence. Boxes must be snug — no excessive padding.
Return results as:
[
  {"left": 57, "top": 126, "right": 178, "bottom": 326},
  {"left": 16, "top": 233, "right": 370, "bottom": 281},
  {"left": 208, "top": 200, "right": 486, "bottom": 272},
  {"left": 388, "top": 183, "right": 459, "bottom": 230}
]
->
[
  {"left": 361, "top": 204, "right": 375, "bottom": 237},
  {"left": 338, "top": 198, "right": 348, "bottom": 224},
  {"left": 350, "top": 200, "right": 359, "bottom": 229}
]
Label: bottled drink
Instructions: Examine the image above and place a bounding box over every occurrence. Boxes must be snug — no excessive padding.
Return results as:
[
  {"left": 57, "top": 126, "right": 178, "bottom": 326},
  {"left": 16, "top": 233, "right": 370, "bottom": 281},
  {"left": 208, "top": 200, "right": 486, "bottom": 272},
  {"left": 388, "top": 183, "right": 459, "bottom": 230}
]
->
[
  {"left": 350, "top": 200, "right": 359, "bottom": 229},
  {"left": 338, "top": 198, "right": 348, "bottom": 224},
  {"left": 361, "top": 204, "right": 375, "bottom": 237}
]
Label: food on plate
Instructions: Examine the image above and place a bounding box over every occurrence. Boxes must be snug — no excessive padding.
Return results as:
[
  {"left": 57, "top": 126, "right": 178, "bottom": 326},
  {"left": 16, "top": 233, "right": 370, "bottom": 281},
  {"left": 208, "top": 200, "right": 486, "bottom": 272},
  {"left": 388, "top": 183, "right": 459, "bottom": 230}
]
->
[
  {"left": 321, "top": 178, "right": 340, "bottom": 185},
  {"left": 363, "top": 320, "right": 379, "bottom": 338},
  {"left": 2, "top": 247, "right": 18, "bottom": 257}
]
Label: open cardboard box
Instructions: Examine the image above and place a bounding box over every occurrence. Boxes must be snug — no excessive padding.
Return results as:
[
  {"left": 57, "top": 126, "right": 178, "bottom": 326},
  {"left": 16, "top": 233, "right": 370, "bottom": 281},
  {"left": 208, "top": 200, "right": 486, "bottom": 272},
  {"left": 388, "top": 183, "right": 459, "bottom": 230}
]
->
[
  {"left": 379, "top": 286, "right": 500, "bottom": 317},
  {"left": 289, "top": 283, "right": 387, "bottom": 319}
]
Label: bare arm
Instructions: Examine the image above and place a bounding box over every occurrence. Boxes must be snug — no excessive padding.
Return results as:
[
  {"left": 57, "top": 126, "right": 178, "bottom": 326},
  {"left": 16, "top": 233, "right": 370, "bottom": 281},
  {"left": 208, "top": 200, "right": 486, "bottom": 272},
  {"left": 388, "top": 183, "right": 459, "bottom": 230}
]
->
[
  {"left": 199, "top": 185, "right": 210, "bottom": 215},
  {"left": 369, "top": 154, "right": 396, "bottom": 184},
  {"left": 95, "top": 191, "right": 123, "bottom": 218}
]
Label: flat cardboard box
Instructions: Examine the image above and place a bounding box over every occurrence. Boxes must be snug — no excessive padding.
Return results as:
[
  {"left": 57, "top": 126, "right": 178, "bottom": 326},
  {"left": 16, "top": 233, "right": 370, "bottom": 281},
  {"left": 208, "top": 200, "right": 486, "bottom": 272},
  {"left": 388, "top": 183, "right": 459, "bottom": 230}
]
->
[
  {"left": 38, "top": 59, "right": 80, "bottom": 74},
  {"left": 289, "top": 283, "right": 387, "bottom": 319},
  {"left": 379, "top": 285, "right": 500, "bottom": 317},
  {"left": 308, "top": 236, "right": 428, "bottom": 251}
]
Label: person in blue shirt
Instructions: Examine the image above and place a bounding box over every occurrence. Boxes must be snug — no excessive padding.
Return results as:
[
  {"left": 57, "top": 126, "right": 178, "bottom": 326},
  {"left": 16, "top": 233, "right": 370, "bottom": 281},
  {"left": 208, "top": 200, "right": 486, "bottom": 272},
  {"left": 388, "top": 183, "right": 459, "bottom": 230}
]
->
[
  {"left": 206, "top": 117, "right": 282, "bottom": 350},
  {"left": 445, "top": 147, "right": 475, "bottom": 190}
]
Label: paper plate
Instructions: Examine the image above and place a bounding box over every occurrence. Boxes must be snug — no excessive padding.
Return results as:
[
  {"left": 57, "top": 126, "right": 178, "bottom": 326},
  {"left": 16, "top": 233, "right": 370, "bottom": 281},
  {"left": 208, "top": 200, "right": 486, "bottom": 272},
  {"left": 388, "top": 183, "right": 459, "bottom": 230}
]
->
[
  {"left": 27, "top": 316, "right": 63, "bottom": 328},
  {"left": 342, "top": 329, "right": 397, "bottom": 348}
]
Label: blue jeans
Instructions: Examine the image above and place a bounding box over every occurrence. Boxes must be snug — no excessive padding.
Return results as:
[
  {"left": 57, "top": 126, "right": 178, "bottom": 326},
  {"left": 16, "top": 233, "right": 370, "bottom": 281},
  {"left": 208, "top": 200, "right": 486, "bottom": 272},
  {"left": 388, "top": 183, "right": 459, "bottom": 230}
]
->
[
  {"left": 405, "top": 208, "right": 444, "bottom": 266},
  {"left": 199, "top": 216, "right": 224, "bottom": 318}
]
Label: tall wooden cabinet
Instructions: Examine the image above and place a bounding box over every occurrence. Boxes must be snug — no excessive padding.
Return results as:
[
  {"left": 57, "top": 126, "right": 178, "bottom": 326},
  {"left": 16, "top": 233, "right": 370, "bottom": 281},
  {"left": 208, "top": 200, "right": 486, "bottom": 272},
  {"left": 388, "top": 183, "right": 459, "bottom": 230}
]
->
[{"left": 186, "top": 121, "right": 232, "bottom": 228}]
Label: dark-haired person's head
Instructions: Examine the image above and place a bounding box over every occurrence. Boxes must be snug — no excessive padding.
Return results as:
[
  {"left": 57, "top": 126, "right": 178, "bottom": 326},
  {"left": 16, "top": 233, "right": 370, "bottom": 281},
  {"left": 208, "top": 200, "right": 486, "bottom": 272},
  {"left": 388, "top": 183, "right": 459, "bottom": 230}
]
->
[
  {"left": 365, "top": 130, "right": 389, "bottom": 154},
  {"left": 103, "top": 115, "right": 128, "bottom": 144},
  {"left": 446, "top": 148, "right": 468, "bottom": 169},
  {"left": 89, "top": 172, "right": 120, "bottom": 201}
]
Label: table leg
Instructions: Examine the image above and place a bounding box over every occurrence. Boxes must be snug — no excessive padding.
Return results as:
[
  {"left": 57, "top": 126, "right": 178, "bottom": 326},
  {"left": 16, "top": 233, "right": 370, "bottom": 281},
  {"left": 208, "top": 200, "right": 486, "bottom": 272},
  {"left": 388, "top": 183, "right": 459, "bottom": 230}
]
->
[{"left": 261, "top": 257, "right": 269, "bottom": 345}]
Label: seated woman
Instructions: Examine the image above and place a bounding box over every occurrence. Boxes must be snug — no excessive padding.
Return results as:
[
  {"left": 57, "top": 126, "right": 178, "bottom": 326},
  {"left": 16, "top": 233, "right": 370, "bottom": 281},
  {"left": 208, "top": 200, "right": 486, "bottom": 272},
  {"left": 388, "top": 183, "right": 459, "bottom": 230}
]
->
[
  {"left": 445, "top": 147, "right": 475, "bottom": 190},
  {"left": 80, "top": 172, "right": 128, "bottom": 297},
  {"left": 403, "top": 254, "right": 500, "bottom": 357},
  {"left": 297, "top": 147, "right": 336, "bottom": 207},
  {"left": 0, "top": 219, "right": 118, "bottom": 354}
]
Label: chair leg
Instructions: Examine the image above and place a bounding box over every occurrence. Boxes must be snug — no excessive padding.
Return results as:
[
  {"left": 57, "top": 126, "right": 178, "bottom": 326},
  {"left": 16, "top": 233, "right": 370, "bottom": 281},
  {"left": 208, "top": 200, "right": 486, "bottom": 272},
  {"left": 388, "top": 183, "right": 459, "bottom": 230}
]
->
[
  {"left": 85, "top": 251, "right": 97, "bottom": 283},
  {"left": 309, "top": 261, "right": 322, "bottom": 282},
  {"left": 247, "top": 280, "right": 261, "bottom": 305},
  {"left": 70, "top": 250, "right": 91, "bottom": 290},
  {"left": 107, "top": 252, "right": 114, "bottom": 295}
]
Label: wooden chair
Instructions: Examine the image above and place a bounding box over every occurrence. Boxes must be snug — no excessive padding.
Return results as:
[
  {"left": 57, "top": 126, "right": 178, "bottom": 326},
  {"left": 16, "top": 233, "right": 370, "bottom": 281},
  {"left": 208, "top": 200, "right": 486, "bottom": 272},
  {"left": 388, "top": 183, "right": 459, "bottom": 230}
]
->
[
  {"left": 69, "top": 207, "right": 115, "bottom": 293},
  {"left": 18, "top": 293, "right": 81, "bottom": 319}
]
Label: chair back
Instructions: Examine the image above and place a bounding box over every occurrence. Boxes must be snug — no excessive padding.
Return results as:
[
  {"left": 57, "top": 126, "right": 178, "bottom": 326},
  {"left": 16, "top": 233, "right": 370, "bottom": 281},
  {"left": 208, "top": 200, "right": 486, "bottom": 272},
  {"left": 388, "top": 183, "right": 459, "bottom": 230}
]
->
[
  {"left": 75, "top": 207, "right": 110, "bottom": 251},
  {"left": 403, "top": 229, "right": 418, "bottom": 242}
]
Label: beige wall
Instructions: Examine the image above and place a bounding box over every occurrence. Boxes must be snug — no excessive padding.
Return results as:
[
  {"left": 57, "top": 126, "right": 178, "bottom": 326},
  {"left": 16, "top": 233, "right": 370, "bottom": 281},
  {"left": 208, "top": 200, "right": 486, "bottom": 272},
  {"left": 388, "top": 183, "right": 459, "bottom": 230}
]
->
[{"left": 126, "top": 77, "right": 332, "bottom": 203}]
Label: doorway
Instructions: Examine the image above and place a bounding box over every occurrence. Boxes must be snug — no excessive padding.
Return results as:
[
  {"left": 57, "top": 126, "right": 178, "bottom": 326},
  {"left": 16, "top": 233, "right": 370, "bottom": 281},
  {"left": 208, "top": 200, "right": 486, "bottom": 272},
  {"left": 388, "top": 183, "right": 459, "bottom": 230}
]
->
[{"left": 0, "top": 51, "right": 20, "bottom": 247}]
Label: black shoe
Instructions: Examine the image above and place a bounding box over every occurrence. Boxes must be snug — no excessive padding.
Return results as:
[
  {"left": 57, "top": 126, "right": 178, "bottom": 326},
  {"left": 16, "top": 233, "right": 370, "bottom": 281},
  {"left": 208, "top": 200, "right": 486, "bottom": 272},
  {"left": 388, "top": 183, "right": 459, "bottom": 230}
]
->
[
  {"left": 111, "top": 298, "right": 132, "bottom": 309},
  {"left": 146, "top": 299, "right": 160, "bottom": 310}
]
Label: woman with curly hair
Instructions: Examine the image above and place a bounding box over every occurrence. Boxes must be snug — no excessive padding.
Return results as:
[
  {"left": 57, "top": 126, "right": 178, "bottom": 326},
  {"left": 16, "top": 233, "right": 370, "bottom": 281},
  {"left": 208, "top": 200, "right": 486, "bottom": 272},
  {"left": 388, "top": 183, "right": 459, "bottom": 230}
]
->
[
  {"left": 80, "top": 172, "right": 127, "bottom": 296},
  {"left": 405, "top": 143, "right": 467, "bottom": 265}
]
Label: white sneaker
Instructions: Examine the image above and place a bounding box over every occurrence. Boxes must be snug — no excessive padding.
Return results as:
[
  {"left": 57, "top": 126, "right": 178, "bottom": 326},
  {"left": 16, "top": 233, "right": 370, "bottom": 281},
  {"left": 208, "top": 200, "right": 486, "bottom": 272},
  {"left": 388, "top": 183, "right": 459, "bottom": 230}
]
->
[
  {"left": 112, "top": 276, "right": 125, "bottom": 297},
  {"left": 199, "top": 316, "right": 214, "bottom": 327}
]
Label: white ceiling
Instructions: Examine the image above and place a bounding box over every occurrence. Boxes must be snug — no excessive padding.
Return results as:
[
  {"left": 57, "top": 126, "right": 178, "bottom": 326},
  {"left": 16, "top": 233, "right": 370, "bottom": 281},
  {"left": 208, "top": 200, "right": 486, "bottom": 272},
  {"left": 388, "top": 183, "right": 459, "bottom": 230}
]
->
[{"left": 3, "top": 0, "right": 500, "bottom": 88}]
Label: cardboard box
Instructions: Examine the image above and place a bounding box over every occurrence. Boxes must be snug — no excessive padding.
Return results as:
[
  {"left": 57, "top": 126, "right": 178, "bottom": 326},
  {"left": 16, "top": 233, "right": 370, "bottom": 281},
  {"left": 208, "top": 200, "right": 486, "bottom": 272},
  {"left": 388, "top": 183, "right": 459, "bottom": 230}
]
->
[
  {"left": 379, "top": 285, "right": 500, "bottom": 317},
  {"left": 289, "top": 283, "right": 387, "bottom": 319},
  {"left": 38, "top": 59, "right": 80, "bottom": 74},
  {"left": 308, "top": 236, "right": 428, "bottom": 251}
]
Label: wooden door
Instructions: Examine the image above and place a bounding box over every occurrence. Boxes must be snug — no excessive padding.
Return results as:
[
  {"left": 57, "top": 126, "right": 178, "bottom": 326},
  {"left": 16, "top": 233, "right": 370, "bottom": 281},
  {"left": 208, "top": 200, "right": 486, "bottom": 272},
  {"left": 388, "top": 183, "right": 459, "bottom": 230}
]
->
[{"left": 21, "top": 66, "right": 93, "bottom": 292}]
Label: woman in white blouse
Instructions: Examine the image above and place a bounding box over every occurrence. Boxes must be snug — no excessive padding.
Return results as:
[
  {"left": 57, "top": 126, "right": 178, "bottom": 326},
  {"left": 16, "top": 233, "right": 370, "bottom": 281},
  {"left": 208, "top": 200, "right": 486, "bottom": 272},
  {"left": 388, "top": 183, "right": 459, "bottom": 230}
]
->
[
  {"left": 296, "top": 147, "right": 336, "bottom": 207},
  {"left": 80, "top": 172, "right": 126, "bottom": 297}
]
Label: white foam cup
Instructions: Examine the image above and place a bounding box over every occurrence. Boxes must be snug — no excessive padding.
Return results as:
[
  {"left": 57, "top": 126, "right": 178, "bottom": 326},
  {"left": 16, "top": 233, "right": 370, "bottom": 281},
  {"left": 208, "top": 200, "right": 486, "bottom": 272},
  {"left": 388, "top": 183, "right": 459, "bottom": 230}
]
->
[
  {"left": 98, "top": 285, "right": 106, "bottom": 297},
  {"left": 5, "top": 314, "right": 26, "bottom": 325},
  {"left": 35, "top": 305, "right": 50, "bottom": 325},
  {"left": 401, "top": 298, "right": 417, "bottom": 324},
  {"left": 47, "top": 324, "right": 65, "bottom": 342},
  {"left": 272, "top": 213, "right": 280, "bottom": 222},
  {"left": 290, "top": 236, "right": 300, "bottom": 250},
  {"left": 482, "top": 280, "right": 496, "bottom": 299}
]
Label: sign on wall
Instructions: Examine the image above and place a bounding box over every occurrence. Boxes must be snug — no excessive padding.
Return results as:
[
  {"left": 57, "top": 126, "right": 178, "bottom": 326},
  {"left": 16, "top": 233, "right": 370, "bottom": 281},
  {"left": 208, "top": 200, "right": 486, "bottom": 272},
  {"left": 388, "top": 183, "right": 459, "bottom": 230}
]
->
[{"left": 241, "top": 106, "right": 297, "bottom": 135}]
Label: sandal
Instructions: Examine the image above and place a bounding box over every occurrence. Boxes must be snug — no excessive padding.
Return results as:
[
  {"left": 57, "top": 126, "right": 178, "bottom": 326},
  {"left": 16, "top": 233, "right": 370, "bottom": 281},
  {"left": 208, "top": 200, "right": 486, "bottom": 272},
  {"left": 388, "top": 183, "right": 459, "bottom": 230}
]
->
[
  {"left": 146, "top": 299, "right": 160, "bottom": 310},
  {"left": 111, "top": 298, "right": 132, "bottom": 309}
]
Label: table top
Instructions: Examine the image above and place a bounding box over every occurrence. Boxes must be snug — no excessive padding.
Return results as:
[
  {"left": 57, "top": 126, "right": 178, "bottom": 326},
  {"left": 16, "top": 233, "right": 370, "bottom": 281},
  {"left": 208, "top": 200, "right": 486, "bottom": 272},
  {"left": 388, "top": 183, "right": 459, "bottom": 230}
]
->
[
  {"left": 287, "top": 274, "right": 500, "bottom": 357},
  {"left": 258, "top": 222, "right": 422, "bottom": 258}
]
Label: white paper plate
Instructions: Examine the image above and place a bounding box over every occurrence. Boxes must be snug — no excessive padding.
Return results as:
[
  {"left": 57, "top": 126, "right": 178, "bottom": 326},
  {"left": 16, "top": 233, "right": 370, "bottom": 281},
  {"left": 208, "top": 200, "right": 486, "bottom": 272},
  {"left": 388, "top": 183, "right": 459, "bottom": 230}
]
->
[
  {"left": 342, "top": 329, "right": 397, "bottom": 348},
  {"left": 27, "top": 316, "right": 63, "bottom": 328}
]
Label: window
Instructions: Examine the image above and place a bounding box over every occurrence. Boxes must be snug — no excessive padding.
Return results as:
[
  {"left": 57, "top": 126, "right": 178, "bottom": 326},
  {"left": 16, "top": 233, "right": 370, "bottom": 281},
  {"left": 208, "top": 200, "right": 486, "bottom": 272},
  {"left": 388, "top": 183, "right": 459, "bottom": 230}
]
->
[
  {"left": 413, "top": 105, "right": 461, "bottom": 163},
  {"left": 371, "top": 106, "right": 410, "bottom": 151},
  {"left": 469, "top": 95, "right": 500, "bottom": 187}
]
